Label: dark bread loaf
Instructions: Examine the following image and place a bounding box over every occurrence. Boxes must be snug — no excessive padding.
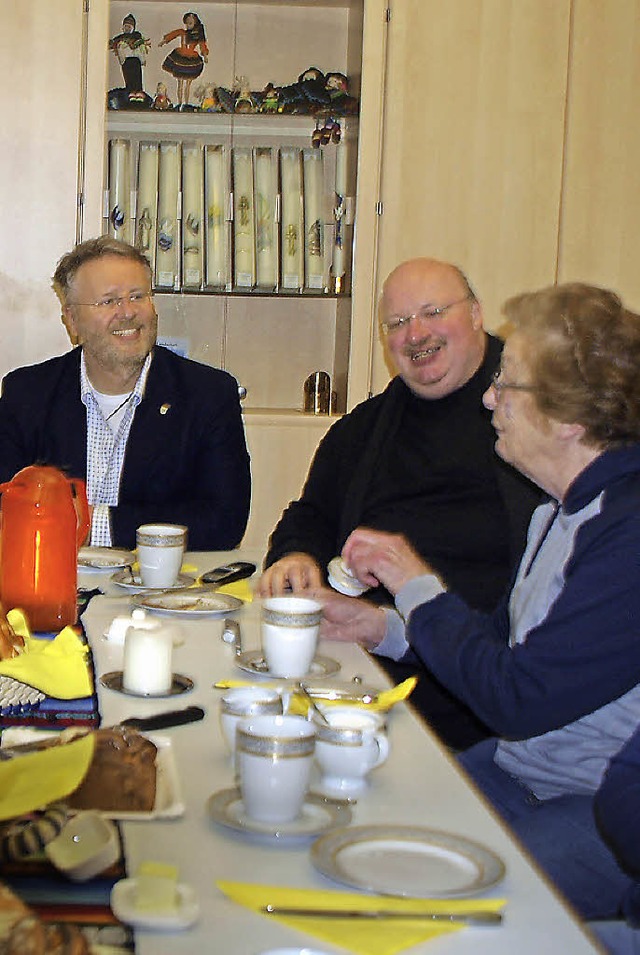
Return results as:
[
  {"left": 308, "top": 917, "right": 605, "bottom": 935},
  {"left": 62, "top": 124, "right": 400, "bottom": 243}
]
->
[{"left": 66, "top": 726, "right": 158, "bottom": 813}]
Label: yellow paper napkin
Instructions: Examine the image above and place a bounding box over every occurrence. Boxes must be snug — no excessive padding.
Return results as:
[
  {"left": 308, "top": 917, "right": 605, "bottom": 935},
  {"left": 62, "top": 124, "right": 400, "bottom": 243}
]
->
[
  {"left": 287, "top": 677, "right": 417, "bottom": 717},
  {"left": 217, "top": 881, "right": 505, "bottom": 955},
  {"left": 0, "top": 732, "right": 95, "bottom": 820},
  {"left": 0, "top": 611, "right": 92, "bottom": 699},
  {"left": 216, "top": 579, "right": 253, "bottom": 603}
]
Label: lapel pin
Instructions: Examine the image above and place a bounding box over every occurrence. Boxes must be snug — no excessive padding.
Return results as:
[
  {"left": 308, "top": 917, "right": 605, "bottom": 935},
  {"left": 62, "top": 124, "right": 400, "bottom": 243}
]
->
[{"left": 159, "top": 403, "right": 171, "bottom": 415}]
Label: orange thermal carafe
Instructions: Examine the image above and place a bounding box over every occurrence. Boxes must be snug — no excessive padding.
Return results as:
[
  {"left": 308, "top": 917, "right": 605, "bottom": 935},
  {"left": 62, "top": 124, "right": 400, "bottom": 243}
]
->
[{"left": 0, "top": 465, "right": 90, "bottom": 632}]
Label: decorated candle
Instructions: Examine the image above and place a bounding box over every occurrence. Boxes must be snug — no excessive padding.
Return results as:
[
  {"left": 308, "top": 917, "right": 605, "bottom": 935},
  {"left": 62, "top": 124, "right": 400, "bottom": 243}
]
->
[
  {"left": 156, "top": 142, "right": 180, "bottom": 288},
  {"left": 233, "top": 148, "right": 255, "bottom": 288},
  {"left": 136, "top": 142, "right": 158, "bottom": 268},
  {"left": 280, "top": 148, "right": 303, "bottom": 290},
  {"left": 205, "top": 145, "right": 229, "bottom": 287},
  {"left": 181, "top": 143, "right": 203, "bottom": 287},
  {"left": 109, "top": 139, "right": 130, "bottom": 243},
  {"left": 303, "top": 149, "right": 326, "bottom": 289},
  {"left": 254, "top": 148, "right": 277, "bottom": 289}
]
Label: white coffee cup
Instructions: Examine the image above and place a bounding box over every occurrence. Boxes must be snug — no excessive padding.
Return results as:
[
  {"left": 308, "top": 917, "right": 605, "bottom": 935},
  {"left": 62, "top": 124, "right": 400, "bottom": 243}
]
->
[
  {"left": 219, "top": 686, "right": 283, "bottom": 756},
  {"left": 312, "top": 706, "right": 389, "bottom": 798},
  {"left": 261, "top": 596, "right": 323, "bottom": 678},
  {"left": 136, "top": 523, "right": 187, "bottom": 588},
  {"left": 122, "top": 615, "right": 173, "bottom": 695},
  {"left": 236, "top": 714, "right": 316, "bottom": 823}
]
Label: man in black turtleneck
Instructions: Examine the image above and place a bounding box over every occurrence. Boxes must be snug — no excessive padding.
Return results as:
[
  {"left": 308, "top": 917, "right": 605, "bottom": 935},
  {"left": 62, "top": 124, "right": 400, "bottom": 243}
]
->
[{"left": 258, "top": 258, "right": 541, "bottom": 749}]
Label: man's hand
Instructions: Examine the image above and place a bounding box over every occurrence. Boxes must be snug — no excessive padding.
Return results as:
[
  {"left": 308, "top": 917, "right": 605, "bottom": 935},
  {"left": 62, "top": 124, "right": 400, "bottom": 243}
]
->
[
  {"left": 257, "top": 553, "right": 323, "bottom": 597},
  {"left": 342, "top": 527, "right": 433, "bottom": 596},
  {"left": 313, "top": 587, "right": 386, "bottom": 650}
]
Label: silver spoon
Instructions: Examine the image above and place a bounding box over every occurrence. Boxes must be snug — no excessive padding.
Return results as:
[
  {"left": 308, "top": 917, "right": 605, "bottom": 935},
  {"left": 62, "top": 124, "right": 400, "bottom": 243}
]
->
[{"left": 297, "top": 682, "right": 330, "bottom": 725}]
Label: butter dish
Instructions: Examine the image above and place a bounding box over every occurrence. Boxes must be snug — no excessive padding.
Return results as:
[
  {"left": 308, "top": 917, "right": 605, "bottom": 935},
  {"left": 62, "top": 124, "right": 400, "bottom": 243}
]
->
[{"left": 111, "top": 877, "right": 199, "bottom": 930}]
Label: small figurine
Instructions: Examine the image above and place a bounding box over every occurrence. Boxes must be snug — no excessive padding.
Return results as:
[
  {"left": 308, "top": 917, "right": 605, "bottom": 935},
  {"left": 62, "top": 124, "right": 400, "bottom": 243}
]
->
[
  {"left": 108, "top": 13, "right": 151, "bottom": 108},
  {"left": 152, "top": 82, "right": 173, "bottom": 110},
  {"left": 158, "top": 11, "right": 209, "bottom": 110},
  {"left": 233, "top": 76, "right": 256, "bottom": 113},
  {"left": 312, "top": 116, "right": 341, "bottom": 148},
  {"left": 194, "top": 82, "right": 220, "bottom": 112},
  {"left": 325, "top": 71, "right": 358, "bottom": 115},
  {"left": 258, "top": 83, "right": 280, "bottom": 113}
]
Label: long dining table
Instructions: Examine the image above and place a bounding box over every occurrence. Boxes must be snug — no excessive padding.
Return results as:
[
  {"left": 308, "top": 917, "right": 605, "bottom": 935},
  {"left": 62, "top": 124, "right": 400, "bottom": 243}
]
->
[{"left": 79, "top": 549, "right": 602, "bottom": 955}]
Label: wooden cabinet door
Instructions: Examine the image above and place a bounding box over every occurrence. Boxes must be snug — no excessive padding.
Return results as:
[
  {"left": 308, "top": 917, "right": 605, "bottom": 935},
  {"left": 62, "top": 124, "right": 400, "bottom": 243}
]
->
[
  {"left": 558, "top": 0, "right": 640, "bottom": 307},
  {"left": 371, "top": 0, "right": 571, "bottom": 393}
]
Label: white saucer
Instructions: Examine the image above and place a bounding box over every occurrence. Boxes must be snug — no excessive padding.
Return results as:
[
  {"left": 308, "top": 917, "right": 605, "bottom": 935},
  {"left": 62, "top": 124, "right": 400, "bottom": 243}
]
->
[
  {"left": 111, "top": 570, "right": 195, "bottom": 592},
  {"left": 99, "top": 671, "right": 194, "bottom": 697},
  {"left": 111, "top": 878, "right": 199, "bottom": 930},
  {"left": 235, "top": 651, "right": 341, "bottom": 680},
  {"left": 78, "top": 546, "right": 134, "bottom": 571},
  {"left": 207, "top": 787, "right": 351, "bottom": 844}
]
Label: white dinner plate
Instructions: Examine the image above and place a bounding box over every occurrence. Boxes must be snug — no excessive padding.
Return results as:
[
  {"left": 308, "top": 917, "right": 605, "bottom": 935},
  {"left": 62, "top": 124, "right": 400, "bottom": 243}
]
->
[
  {"left": 132, "top": 590, "right": 243, "bottom": 617},
  {"left": 235, "top": 650, "right": 341, "bottom": 679},
  {"left": 111, "top": 570, "right": 196, "bottom": 592},
  {"left": 310, "top": 824, "right": 505, "bottom": 898},
  {"left": 111, "top": 878, "right": 199, "bottom": 930},
  {"left": 207, "top": 787, "right": 351, "bottom": 844},
  {"left": 78, "top": 546, "right": 134, "bottom": 570}
]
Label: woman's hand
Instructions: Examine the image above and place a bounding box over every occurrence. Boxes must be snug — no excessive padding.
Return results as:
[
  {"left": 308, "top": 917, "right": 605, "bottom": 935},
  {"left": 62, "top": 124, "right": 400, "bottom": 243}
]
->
[
  {"left": 313, "top": 587, "right": 386, "bottom": 650},
  {"left": 342, "top": 527, "right": 432, "bottom": 596}
]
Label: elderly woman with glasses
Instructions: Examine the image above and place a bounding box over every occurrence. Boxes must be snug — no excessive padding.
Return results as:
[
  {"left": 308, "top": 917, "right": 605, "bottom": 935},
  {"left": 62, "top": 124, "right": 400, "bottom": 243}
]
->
[{"left": 317, "top": 282, "right": 640, "bottom": 922}]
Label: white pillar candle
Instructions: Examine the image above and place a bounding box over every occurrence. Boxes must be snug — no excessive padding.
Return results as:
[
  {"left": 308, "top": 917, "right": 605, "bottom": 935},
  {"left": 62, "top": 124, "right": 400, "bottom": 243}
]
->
[
  {"left": 205, "top": 146, "right": 229, "bottom": 288},
  {"left": 181, "top": 143, "right": 203, "bottom": 288},
  {"left": 156, "top": 142, "right": 180, "bottom": 289},
  {"left": 303, "top": 149, "right": 326, "bottom": 289},
  {"left": 254, "top": 148, "right": 277, "bottom": 289},
  {"left": 233, "top": 148, "right": 255, "bottom": 288},
  {"left": 136, "top": 142, "right": 159, "bottom": 270},
  {"left": 123, "top": 628, "right": 173, "bottom": 696},
  {"left": 109, "top": 139, "right": 130, "bottom": 243},
  {"left": 280, "top": 148, "right": 303, "bottom": 290}
]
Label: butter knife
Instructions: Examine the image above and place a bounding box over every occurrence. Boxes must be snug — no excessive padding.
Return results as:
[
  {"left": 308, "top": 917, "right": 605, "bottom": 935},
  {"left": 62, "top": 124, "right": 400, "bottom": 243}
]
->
[{"left": 261, "top": 904, "right": 502, "bottom": 926}]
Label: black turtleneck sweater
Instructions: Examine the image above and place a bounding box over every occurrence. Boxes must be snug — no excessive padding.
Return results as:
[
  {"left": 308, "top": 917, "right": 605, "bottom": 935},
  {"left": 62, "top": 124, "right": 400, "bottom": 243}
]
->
[{"left": 264, "top": 334, "right": 542, "bottom": 748}]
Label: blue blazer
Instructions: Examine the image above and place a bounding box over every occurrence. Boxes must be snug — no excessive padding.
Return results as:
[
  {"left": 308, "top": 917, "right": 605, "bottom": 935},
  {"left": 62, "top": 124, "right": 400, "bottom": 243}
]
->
[{"left": 0, "top": 346, "right": 251, "bottom": 550}]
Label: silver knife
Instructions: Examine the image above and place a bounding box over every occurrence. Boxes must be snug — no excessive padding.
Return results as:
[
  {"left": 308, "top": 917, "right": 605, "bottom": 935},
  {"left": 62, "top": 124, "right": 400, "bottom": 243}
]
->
[{"left": 261, "top": 904, "right": 502, "bottom": 926}]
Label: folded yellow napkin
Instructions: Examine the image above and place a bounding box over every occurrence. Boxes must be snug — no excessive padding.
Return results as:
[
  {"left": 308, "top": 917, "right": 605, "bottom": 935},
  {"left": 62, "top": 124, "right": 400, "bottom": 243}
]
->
[
  {"left": 0, "top": 732, "right": 95, "bottom": 820},
  {"left": 288, "top": 678, "right": 418, "bottom": 716},
  {"left": 217, "top": 881, "right": 505, "bottom": 955},
  {"left": 216, "top": 579, "right": 253, "bottom": 603},
  {"left": 0, "top": 611, "right": 92, "bottom": 699}
]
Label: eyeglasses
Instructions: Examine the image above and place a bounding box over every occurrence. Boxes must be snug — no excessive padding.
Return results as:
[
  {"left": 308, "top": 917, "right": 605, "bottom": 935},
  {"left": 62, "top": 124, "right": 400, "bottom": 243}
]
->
[
  {"left": 491, "top": 368, "right": 538, "bottom": 395},
  {"left": 380, "top": 295, "right": 472, "bottom": 335},
  {"left": 72, "top": 292, "right": 154, "bottom": 314}
]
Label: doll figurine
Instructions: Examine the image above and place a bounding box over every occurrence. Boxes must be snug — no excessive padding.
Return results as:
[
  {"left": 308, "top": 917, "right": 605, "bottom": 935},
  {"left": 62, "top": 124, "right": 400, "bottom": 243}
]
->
[
  {"left": 152, "top": 82, "right": 173, "bottom": 110},
  {"left": 109, "top": 13, "right": 151, "bottom": 106},
  {"left": 159, "top": 11, "right": 209, "bottom": 109}
]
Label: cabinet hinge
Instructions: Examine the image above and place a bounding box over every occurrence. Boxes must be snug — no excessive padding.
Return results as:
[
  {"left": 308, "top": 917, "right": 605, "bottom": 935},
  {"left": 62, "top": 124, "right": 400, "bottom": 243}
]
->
[
  {"left": 375, "top": 201, "right": 384, "bottom": 216},
  {"left": 385, "top": 7, "right": 391, "bottom": 22},
  {"left": 84, "top": 0, "right": 90, "bottom": 12}
]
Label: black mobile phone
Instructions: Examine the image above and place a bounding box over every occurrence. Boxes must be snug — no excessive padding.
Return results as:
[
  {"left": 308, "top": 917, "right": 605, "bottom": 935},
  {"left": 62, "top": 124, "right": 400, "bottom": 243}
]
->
[{"left": 200, "top": 560, "right": 257, "bottom": 586}]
